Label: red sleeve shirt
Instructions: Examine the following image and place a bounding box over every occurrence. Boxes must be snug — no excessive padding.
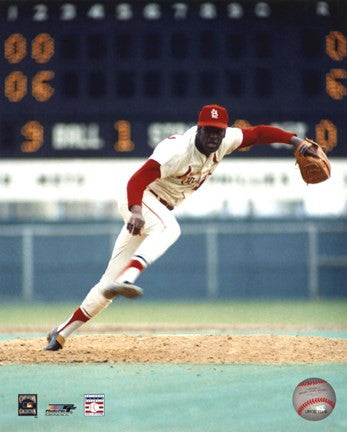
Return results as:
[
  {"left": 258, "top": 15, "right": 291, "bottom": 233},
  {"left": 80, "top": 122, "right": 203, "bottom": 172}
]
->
[
  {"left": 127, "top": 159, "right": 161, "bottom": 209},
  {"left": 239, "top": 125, "right": 296, "bottom": 149}
]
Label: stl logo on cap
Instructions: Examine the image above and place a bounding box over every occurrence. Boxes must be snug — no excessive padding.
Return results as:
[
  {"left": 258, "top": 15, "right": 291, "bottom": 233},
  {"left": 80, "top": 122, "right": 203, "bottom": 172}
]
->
[
  {"left": 211, "top": 109, "right": 219, "bottom": 119},
  {"left": 198, "top": 104, "right": 228, "bottom": 129}
]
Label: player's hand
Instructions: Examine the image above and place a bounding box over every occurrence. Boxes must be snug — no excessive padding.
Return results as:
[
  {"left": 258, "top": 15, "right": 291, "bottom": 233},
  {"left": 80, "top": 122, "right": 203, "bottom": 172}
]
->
[
  {"left": 299, "top": 142, "right": 321, "bottom": 158},
  {"left": 127, "top": 205, "right": 145, "bottom": 235},
  {"left": 291, "top": 137, "right": 320, "bottom": 158}
]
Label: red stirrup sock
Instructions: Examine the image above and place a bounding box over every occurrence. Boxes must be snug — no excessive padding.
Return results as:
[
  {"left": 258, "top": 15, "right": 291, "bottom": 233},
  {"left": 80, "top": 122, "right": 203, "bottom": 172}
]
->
[
  {"left": 115, "top": 256, "right": 148, "bottom": 284},
  {"left": 57, "top": 307, "right": 91, "bottom": 339}
]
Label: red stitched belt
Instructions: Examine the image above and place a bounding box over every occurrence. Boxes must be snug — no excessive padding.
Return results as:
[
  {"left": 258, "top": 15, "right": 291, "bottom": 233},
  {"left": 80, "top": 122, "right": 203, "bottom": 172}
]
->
[{"left": 148, "top": 189, "right": 174, "bottom": 211}]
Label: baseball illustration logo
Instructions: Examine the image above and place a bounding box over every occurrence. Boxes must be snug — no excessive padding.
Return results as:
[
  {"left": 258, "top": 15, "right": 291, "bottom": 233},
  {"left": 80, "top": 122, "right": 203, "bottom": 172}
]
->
[
  {"left": 84, "top": 394, "right": 105, "bottom": 416},
  {"left": 292, "top": 378, "right": 336, "bottom": 421}
]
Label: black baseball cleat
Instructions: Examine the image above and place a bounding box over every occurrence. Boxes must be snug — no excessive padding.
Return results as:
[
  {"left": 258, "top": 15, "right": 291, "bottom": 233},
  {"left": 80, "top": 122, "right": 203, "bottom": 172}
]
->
[
  {"left": 102, "top": 281, "right": 143, "bottom": 300},
  {"left": 44, "top": 327, "right": 65, "bottom": 351}
]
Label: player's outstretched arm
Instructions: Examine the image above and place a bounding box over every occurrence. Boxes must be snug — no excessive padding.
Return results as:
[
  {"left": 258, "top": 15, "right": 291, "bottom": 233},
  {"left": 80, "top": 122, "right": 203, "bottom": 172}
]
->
[{"left": 239, "top": 125, "right": 296, "bottom": 149}]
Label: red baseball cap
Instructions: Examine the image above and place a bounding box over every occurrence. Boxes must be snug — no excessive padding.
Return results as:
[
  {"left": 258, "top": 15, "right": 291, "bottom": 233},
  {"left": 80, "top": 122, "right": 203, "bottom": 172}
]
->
[{"left": 197, "top": 104, "right": 229, "bottom": 129}]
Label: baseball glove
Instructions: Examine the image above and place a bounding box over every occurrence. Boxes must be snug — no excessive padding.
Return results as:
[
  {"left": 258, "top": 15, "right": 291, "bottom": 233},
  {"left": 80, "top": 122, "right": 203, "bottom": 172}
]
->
[{"left": 295, "top": 138, "right": 331, "bottom": 184}]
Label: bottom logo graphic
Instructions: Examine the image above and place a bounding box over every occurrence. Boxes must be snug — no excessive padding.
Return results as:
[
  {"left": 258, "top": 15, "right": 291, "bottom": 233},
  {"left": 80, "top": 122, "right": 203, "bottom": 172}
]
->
[
  {"left": 18, "top": 394, "right": 38, "bottom": 417},
  {"left": 45, "top": 404, "right": 76, "bottom": 416},
  {"left": 84, "top": 394, "right": 105, "bottom": 416}
]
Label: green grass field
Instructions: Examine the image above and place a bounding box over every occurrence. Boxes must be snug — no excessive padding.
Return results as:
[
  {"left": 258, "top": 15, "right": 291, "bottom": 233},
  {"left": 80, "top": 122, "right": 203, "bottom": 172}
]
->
[{"left": 1, "top": 300, "right": 347, "bottom": 326}]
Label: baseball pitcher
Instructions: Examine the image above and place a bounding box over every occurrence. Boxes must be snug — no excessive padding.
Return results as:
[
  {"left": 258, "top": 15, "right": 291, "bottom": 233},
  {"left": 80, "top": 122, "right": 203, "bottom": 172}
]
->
[{"left": 45, "top": 104, "right": 331, "bottom": 350}]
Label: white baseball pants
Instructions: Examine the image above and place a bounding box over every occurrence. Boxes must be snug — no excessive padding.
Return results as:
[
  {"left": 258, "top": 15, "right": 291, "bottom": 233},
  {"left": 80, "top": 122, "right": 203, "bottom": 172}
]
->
[{"left": 81, "top": 190, "right": 181, "bottom": 316}]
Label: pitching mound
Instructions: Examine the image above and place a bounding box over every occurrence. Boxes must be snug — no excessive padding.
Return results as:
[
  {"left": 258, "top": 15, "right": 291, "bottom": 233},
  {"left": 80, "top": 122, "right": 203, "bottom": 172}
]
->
[{"left": 1, "top": 334, "right": 346, "bottom": 364}]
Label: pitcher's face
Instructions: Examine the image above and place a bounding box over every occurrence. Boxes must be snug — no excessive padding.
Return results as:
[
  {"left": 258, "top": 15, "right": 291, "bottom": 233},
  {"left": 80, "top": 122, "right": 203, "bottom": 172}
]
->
[{"left": 196, "top": 126, "right": 226, "bottom": 156}]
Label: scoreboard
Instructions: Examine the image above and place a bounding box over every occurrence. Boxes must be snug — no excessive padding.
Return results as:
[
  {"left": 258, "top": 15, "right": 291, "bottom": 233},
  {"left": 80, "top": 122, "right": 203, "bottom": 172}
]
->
[{"left": 0, "top": 0, "right": 346, "bottom": 158}]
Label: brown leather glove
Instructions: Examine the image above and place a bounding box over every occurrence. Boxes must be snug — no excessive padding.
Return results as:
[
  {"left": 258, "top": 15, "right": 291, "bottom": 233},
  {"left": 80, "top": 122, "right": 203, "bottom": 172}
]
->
[{"left": 295, "top": 138, "right": 331, "bottom": 184}]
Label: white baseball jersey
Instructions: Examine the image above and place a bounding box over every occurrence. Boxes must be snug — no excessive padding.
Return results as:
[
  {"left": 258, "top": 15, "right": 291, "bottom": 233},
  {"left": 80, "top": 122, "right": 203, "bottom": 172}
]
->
[{"left": 148, "top": 126, "right": 243, "bottom": 207}]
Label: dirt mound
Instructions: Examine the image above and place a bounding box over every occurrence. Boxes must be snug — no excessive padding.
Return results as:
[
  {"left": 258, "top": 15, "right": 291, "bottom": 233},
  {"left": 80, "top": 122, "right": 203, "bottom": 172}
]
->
[{"left": 1, "top": 334, "right": 346, "bottom": 364}]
